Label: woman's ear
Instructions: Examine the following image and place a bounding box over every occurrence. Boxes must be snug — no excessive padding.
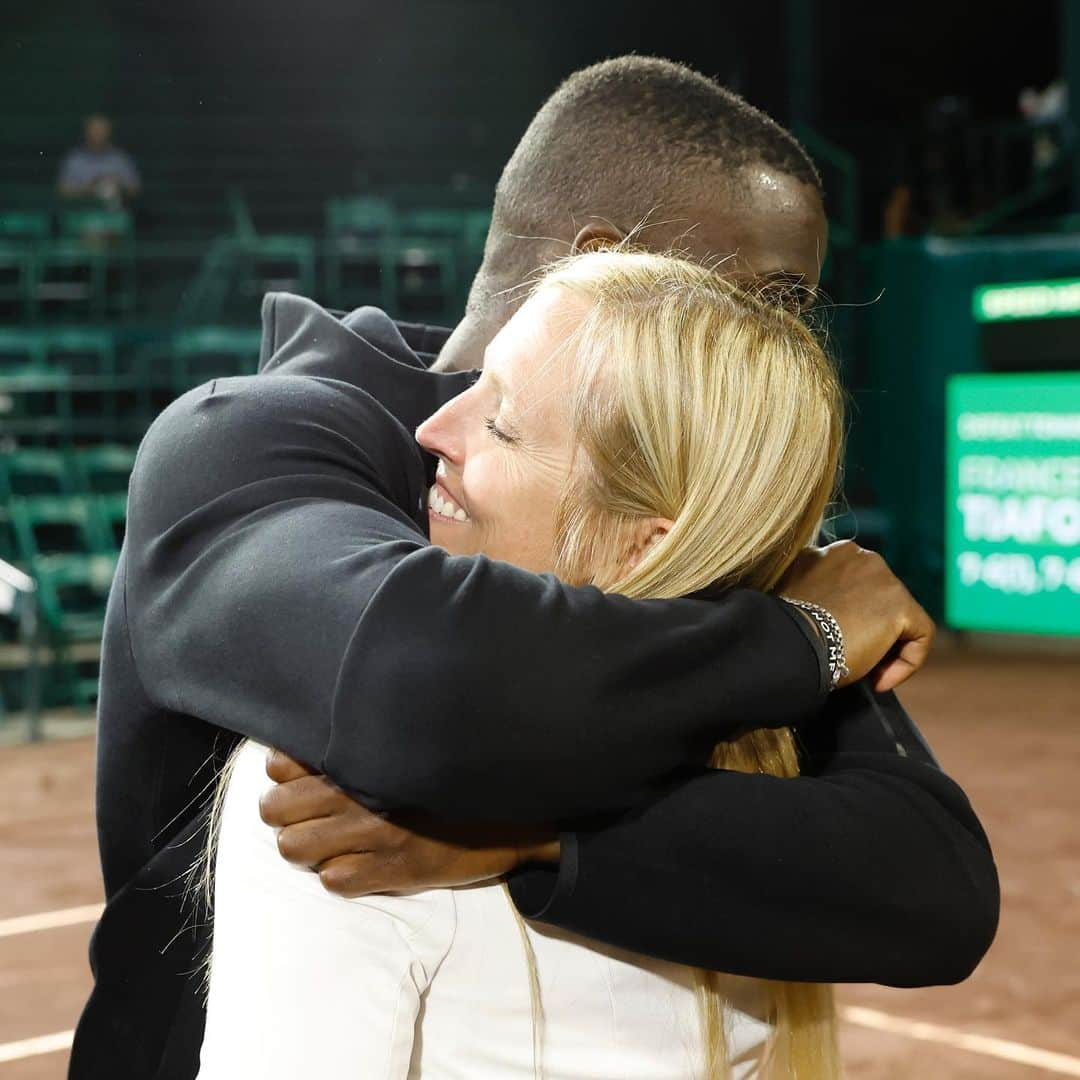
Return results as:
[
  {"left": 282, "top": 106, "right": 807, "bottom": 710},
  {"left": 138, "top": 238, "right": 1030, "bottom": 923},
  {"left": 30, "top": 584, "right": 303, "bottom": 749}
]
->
[
  {"left": 623, "top": 516, "right": 674, "bottom": 571},
  {"left": 571, "top": 221, "right": 627, "bottom": 255}
]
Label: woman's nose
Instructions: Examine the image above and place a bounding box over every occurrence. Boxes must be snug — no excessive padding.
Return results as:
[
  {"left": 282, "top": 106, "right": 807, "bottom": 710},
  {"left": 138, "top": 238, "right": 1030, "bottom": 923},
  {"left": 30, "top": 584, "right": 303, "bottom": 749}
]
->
[{"left": 416, "top": 401, "right": 465, "bottom": 465}]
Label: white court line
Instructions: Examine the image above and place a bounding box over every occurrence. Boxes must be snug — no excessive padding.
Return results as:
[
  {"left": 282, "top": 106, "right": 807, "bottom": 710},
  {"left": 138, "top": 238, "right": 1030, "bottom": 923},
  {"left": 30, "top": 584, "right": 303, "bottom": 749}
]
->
[
  {"left": 841, "top": 1005, "right": 1080, "bottom": 1077},
  {"left": 0, "top": 1029, "right": 73, "bottom": 1064},
  {"left": 0, "top": 902, "right": 103, "bottom": 939}
]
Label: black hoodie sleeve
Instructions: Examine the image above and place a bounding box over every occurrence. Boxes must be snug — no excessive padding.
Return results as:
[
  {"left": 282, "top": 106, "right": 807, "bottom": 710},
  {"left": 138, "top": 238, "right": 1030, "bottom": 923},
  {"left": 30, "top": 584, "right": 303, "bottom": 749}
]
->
[
  {"left": 508, "top": 684, "right": 1000, "bottom": 987},
  {"left": 125, "top": 373, "right": 828, "bottom": 822}
]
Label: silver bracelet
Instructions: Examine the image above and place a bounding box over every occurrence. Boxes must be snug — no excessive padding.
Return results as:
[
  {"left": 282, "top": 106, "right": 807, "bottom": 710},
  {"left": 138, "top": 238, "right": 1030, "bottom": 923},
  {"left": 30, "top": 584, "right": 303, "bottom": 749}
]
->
[{"left": 780, "top": 597, "right": 850, "bottom": 690}]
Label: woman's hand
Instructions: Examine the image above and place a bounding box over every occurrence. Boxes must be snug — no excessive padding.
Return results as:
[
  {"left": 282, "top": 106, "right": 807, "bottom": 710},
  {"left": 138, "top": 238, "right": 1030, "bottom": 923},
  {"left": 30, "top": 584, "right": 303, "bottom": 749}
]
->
[{"left": 258, "top": 749, "right": 560, "bottom": 898}]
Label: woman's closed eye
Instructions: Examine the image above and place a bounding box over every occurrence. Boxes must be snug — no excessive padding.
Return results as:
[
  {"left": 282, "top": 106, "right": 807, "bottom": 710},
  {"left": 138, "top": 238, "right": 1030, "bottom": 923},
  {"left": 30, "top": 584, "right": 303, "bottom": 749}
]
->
[{"left": 484, "top": 416, "right": 517, "bottom": 445}]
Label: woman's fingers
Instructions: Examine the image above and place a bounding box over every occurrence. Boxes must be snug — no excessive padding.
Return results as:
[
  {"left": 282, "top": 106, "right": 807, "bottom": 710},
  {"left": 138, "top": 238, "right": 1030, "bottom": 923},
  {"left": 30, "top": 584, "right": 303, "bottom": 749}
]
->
[{"left": 259, "top": 774, "right": 348, "bottom": 827}]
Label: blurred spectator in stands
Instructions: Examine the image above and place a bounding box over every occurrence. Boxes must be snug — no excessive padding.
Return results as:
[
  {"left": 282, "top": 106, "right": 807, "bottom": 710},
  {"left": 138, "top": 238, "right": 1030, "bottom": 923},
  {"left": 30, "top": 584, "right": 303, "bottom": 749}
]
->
[
  {"left": 57, "top": 114, "right": 141, "bottom": 208},
  {"left": 882, "top": 182, "right": 914, "bottom": 238},
  {"left": 1019, "top": 79, "right": 1068, "bottom": 173},
  {"left": 922, "top": 95, "right": 973, "bottom": 233}
]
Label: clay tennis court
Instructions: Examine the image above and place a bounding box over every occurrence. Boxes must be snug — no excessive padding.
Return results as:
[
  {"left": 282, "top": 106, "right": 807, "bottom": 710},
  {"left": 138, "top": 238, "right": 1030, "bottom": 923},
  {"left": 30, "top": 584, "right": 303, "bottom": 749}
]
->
[{"left": 0, "top": 643, "right": 1076, "bottom": 1079}]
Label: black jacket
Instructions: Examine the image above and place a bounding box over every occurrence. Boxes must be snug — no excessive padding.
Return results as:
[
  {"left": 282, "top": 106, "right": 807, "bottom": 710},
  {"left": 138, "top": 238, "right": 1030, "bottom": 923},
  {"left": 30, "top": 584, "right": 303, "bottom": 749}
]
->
[{"left": 70, "top": 294, "right": 998, "bottom": 1080}]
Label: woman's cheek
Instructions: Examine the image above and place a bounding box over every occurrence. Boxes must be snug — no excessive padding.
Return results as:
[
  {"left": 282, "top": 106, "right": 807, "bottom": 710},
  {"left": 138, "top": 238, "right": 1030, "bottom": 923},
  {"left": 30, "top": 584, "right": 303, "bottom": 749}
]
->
[{"left": 463, "top": 454, "right": 511, "bottom": 526}]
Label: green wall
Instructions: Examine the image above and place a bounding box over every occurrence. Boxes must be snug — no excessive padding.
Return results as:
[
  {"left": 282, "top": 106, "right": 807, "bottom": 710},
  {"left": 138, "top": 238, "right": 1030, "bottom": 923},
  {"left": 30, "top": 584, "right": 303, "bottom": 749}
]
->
[{"left": 864, "top": 235, "right": 1080, "bottom": 617}]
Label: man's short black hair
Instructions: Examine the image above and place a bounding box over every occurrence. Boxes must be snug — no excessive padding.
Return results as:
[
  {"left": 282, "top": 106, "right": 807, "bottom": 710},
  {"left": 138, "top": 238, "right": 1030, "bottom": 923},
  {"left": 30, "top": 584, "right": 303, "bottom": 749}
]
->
[{"left": 476, "top": 56, "right": 822, "bottom": 307}]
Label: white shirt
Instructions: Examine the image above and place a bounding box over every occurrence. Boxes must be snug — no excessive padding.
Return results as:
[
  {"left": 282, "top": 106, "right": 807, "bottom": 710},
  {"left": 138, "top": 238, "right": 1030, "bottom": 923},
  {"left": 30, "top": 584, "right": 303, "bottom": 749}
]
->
[{"left": 198, "top": 740, "right": 772, "bottom": 1078}]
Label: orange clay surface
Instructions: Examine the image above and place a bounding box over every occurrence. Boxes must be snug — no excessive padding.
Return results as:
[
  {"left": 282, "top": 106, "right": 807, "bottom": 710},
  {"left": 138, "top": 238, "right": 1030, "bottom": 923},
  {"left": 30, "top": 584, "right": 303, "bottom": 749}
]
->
[{"left": 0, "top": 646, "right": 1076, "bottom": 1078}]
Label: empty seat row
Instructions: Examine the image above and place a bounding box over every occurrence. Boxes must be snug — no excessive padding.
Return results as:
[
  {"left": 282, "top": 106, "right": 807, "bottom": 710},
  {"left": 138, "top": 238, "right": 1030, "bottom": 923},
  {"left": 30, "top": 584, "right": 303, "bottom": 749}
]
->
[
  {"left": 323, "top": 198, "right": 490, "bottom": 318},
  {"left": 1, "top": 196, "right": 492, "bottom": 325},
  {"left": 0, "top": 326, "right": 261, "bottom": 445},
  {"left": 1, "top": 493, "right": 126, "bottom": 566},
  {"left": 0, "top": 325, "right": 260, "bottom": 377},
  {"left": 0, "top": 210, "right": 136, "bottom": 321},
  {"left": 0, "top": 492, "right": 125, "bottom": 711},
  {"left": 0, "top": 326, "right": 119, "bottom": 374},
  {"left": 0, "top": 445, "right": 137, "bottom": 498},
  {"left": 0, "top": 208, "right": 133, "bottom": 247},
  {"left": 0, "top": 547, "right": 115, "bottom": 713}
]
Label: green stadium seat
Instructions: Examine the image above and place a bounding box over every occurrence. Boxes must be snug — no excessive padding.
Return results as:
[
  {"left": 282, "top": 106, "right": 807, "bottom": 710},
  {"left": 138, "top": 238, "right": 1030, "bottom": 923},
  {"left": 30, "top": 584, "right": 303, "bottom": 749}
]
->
[
  {"left": 44, "top": 327, "right": 118, "bottom": 376},
  {"left": 326, "top": 196, "right": 397, "bottom": 239},
  {"left": 0, "top": 559, "right": 41, "bottom": 715},
  {"left": 391, "top": 208, "right": 466, "bottom": 322},
  {"left": 228, "top": 187, "right": 258, "bottom": 241},
  {"left": 459, "top": 208, "right": 492, "bottom": 311},
  {"left": 126, "top": 341, "right": 177, "bottom": 433},
  {"left": 172, "top": 237, "right": 235, "bottom": 325},
  {"left": 170, "top": 326, "right": 261, "bottom": 391},
  {"left": 0, "top": 328, "right": 47, "bottom": 372},
  {"left": 34, "top": 554, "right": 114, "bottom": 642},
  {"left": 235, "top": 235, "right": 316, "bottom": 303},
  {"left": 0, "top": 449, "right": 73, "bottom": 499},
  {"left": 32, "top": 238, "right": 107, "bottom": 320},
  {"left": 218, "top": 189, "right": 316, "bottom": 309},
  {"left": 9, "top": 495, "right": 112, "bottom": 563},
  {"left": 461, "top": 208, "right": 492, "bottom": 260},
  {"left": 177, "top": 228, "right": 314, "bottom": 324},
  {"left": 0, "top": 212, "right": 50, "bottom": 320},
  {"left": 72, "top": 445, "right": 137, "bottom": 495},
  {"left": 324, "top": 196, "right": 397, "bottom": 310},
  {"left": 36, "top": 330, "right": 123, "bottom": 437},
  {"left": 58, "top": 209, "right": 134, "bottom": 245},
  {"left": 398, "top": 208, "right": 465, "bottom": 238},
  {"left": 387, "top": 235, "right": 458, "bottom": 323},
  {"left": 95, "top": 493, "right": 128, "bottom": 550},
  {"left": 0, "top": 242, "right": 37, "bottom": 320},
  {"left": 34, "top": 552, "right": 112, "bottom": 635},
  {"left": 35, "top": 211, "right": 136, "bottom": 320},
  {"left": 0, "top": 211, "right": 50, "bottom": 245},
  {"left": 0, "top": 509, "right": 16, "bottom": 565},
  {"left": 33, "top": 554, "right": 114, "bottom": 706},
  {"left": 0, "top": 367, "right": 73, "bottom": 445}
]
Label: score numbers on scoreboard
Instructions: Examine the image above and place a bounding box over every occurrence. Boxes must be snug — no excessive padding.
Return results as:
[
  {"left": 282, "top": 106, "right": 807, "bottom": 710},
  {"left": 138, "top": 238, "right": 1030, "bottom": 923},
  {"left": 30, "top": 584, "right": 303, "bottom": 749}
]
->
[{"left": 946, "top": 371, "right": 1080, "bottom": 636}]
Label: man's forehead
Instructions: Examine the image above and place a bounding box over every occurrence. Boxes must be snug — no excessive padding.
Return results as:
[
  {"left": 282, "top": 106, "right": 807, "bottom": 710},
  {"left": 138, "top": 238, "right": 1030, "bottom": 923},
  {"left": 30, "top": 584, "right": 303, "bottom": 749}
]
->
[{"left": 680, "top": 170, "right": 828, "bottom": 289}]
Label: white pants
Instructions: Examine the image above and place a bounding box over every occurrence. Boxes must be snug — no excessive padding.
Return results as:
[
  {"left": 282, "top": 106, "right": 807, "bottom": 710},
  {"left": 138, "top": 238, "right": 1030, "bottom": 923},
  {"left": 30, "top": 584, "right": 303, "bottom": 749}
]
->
[{"left": 197, "top": 740, "right": 771, "bottom": 1078}]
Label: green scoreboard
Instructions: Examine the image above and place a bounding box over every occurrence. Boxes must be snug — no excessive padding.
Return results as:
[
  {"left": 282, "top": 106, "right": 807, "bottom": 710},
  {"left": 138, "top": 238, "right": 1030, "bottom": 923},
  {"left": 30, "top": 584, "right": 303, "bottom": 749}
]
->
[
  {"left": 946, "top": 372, "right": 1080, "bottom": 635},
  {"left": 867, "top": 240, "right": 1080, "bottom": 625}
]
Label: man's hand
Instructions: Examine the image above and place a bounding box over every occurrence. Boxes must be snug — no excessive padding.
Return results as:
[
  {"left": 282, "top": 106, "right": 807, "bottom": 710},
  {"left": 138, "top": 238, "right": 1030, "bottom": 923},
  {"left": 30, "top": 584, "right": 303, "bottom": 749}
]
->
[
  {"left": 780, "top": 540, "right": 936, "bottom": 693},
  {"left": 259, "top": 750, "right": 560, "bottom": 898}
]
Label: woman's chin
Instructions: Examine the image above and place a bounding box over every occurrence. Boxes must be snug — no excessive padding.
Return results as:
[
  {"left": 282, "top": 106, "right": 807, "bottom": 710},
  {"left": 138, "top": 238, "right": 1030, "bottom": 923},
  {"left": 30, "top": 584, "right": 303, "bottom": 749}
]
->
[{"left": 428, "top": 511, "right": 478, "bottom": 554}]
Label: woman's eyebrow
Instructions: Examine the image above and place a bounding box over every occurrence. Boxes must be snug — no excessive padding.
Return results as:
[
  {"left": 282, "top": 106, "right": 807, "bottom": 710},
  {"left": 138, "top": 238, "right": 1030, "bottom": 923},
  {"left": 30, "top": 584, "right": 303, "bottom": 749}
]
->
[
  {"left": 486, "top": 368, "right": 516, "bottom": 410},
  {"left": 484, "top": 368, "right": 530, "bottom": 434},
  {"left": 485, "top": 367, "right": 506, "bottom": 395}
]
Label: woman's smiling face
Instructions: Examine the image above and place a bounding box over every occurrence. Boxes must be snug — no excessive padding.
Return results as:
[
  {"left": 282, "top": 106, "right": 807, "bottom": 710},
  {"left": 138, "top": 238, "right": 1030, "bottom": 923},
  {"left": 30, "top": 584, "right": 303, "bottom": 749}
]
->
[{"left": 415, "top": 287, "right": 586, "bottom": 572}]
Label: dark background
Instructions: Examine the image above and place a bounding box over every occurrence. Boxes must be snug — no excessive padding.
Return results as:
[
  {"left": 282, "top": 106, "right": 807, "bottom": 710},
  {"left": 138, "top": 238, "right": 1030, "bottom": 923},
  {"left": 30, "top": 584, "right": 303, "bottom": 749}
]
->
[
  {"left": 0, "top": 0, "right": 1070, "bottom": 621},
  {"left": 0, "top": 0, "right": 1061, "bottom": 239}
]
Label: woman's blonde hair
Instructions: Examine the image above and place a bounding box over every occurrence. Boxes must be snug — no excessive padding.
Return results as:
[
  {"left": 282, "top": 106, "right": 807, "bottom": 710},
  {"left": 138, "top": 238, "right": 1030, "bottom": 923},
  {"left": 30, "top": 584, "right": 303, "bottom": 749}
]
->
[{"left": 505, "top": 249, "right": 844, "bottom": 1079}]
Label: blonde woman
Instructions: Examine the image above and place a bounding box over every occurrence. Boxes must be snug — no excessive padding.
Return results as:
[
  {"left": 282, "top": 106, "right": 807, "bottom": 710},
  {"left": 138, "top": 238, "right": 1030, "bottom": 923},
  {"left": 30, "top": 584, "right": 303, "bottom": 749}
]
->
[{"left": 198, "top": 251, "right": 847, "bottom": 1078}]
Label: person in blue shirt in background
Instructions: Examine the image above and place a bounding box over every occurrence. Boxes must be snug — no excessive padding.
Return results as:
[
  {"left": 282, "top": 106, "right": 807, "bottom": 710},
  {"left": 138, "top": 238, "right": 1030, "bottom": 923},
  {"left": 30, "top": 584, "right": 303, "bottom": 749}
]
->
[{"left": 57, "top": 113, "right": 141, "bottom": 208}]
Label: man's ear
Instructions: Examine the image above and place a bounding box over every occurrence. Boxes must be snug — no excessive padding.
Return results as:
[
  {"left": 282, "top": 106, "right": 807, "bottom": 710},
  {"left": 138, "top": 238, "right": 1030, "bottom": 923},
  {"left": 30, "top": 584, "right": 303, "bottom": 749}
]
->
[
  {"left": 623, "top": 516, "right": 675, "bottom": 572},
  {"left": 571, "top": 221, "right": 626, "bottom": 255}
]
